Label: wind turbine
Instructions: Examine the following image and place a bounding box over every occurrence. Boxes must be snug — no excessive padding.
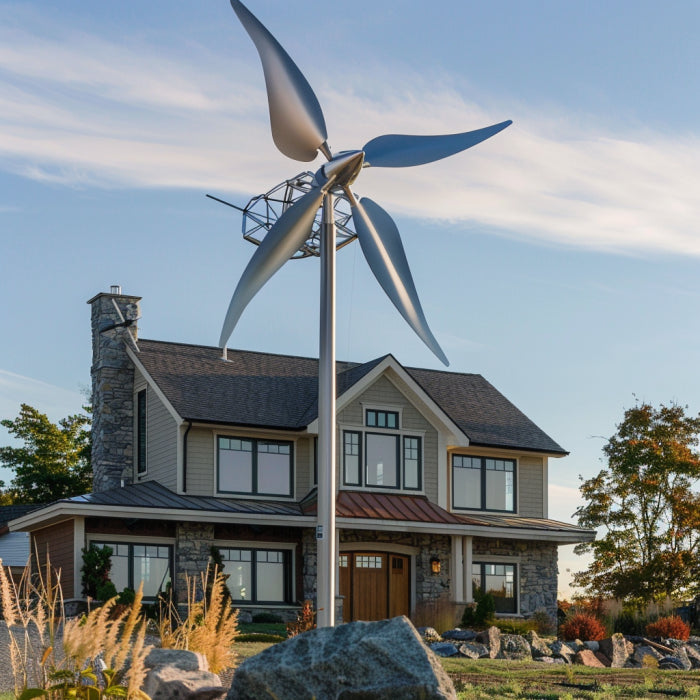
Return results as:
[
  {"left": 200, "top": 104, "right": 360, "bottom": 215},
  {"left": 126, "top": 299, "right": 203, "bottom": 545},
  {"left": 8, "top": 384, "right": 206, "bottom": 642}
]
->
[{"left": 220, "top": 0, "right": 512, "bottom": 627}]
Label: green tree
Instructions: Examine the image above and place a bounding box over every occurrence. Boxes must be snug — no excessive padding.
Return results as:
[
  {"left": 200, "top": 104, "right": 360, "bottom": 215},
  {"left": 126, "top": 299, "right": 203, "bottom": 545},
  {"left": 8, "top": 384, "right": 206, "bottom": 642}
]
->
[
  {"left": 574, "top": 401, "right": 700, "bottom": 604},
  {"left": 0, "top": 403, "right": 92, "bottom": 504}
]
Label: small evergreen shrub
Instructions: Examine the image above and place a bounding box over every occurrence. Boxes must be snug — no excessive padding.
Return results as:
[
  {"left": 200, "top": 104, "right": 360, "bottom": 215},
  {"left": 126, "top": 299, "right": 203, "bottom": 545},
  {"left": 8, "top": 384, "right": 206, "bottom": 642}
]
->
[
  {"left": 96, "top": 580, "right": 118, "bottom": 602},
  {"left": 252, "top": 611, "right": 284, "bottom": 624},
  {"left": 460, "top": 593, "right": 496, "bottom": 629},
  {"left": 81, "top": 543, "right": 113, "bottom": 598},
  {"left": 560, "top": 612, "right": 606, "bottom": 641},
  {"left": 645, "top": 615, "right": 690, "bottom": 641}
]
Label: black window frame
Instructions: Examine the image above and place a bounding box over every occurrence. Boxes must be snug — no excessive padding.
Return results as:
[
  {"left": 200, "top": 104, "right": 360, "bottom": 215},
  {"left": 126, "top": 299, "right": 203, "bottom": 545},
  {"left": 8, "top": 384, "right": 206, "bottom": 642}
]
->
[
  {"left": 452, "top": 455, "right": 516, "bottom": 513},
  {"left": 136, "top": 390, "right": 147, "bottom": 475},
  {"left": 343, "top": 430, "right": 362, "bottom": 486},
  {"left": 90, "top": 540, "right": 173, "bottom": 601},
  {"left": 365, "top": 409, "right": 399, "bottom": 429},
  {"left": 472, "top": 561, "right": 518, "bottom": 614},
  {"left": 364, "top": 431, "right": 401, "bottom": 489},
  {"left": 217, "top": 436, "right": 294, "bottom": 497},
  {"left": 218, "top": 546, "right": 293, "bottom": 605}
]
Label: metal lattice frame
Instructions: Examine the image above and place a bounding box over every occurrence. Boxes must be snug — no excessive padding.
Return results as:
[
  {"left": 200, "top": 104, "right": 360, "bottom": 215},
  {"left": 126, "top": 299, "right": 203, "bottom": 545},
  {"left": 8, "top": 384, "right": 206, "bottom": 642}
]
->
[{"left": 241, "top": 172, "right": 356, "bottom": 258}]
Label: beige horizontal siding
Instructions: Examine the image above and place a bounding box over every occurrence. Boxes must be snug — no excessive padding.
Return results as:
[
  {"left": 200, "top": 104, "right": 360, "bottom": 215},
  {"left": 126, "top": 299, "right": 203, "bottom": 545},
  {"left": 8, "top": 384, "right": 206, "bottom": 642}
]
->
[{"left": 518, "top": 455, "right": 544, "bottom": 517}]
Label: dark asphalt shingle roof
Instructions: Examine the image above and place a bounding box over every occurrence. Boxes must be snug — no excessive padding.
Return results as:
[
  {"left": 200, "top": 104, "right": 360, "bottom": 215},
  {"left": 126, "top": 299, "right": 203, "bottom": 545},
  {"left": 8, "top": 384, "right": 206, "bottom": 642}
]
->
[
  {"left": 135, "top": 339, "right": 565, "bottom": 454},
  {"left": 0, "top": 504, "right": 43, "bottom": 526}
]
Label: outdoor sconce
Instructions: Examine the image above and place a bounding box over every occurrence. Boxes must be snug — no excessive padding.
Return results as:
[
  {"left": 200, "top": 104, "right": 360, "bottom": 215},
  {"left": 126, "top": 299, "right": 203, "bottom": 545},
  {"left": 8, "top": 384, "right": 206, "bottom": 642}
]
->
[{"left": 430, "top": 557, "right": 441, "bottom": 575}]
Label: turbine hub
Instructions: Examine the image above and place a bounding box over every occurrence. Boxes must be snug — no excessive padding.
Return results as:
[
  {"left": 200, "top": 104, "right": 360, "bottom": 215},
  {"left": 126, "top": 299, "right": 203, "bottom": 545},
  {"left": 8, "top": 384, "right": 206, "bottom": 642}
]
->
[{"left": 315, "top": 150, "right": 364, "bottom": 189}]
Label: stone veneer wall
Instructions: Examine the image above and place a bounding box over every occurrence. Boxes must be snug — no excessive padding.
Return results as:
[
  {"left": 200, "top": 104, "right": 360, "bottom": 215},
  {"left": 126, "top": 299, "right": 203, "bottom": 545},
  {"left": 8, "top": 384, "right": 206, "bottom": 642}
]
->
[
  {"left": 88, "top": 290, "right": 141, "bottom": 492},
  {"left": 175, "top": 522, "right": 215, "bottom": 604},
  {"left": 472, "top": 537, "right": 558, "bottom": 620}
]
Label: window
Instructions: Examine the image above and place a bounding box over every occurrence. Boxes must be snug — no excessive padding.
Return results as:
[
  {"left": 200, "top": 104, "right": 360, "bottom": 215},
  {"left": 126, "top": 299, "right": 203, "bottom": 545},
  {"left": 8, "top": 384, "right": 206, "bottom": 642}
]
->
[
  {"left": 218, "top": 547, "right": 291, "bottom": 604},
  {"left": 365, "top": 409, "right": 399, "bottom": 429},
  {"left": 218, "top": 437, "right": 293, "bottom": 496},
  {"left": 91, "top": 541, "right": 172, "bottom": 600},
  {"left": 452, "top": 456, "right": 515, "bottom": 512},
  {"left": 137, "top": 390, "right": 147, "bottom": 474},
  {"left": 472, "top": 562, "right": 517, "bottom": 614},
  {"left": 343, "top": 431, "right": 422, "bottom": 490}
]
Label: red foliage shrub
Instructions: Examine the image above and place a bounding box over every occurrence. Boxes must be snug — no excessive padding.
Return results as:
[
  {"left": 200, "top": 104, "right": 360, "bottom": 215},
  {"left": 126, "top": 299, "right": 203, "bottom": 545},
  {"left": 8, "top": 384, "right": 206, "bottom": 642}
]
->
[
  {"left": 645, "top": 615, "right": 690, "bottom": 641},
  {"left": 560, "top": 612, "right": 607, "bottom": 641}
]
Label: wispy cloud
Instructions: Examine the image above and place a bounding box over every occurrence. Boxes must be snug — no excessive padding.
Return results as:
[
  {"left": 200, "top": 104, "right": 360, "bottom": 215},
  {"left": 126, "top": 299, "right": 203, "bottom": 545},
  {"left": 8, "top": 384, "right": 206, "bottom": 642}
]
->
[{"left": 1, "top": 14, "right": 699, "bottom": 257}]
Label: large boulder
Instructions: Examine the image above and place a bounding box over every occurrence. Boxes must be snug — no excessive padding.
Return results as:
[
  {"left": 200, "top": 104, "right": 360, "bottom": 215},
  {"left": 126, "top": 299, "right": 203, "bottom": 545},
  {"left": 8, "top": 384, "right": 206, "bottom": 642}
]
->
[
  {"left": 227, "top": 616, "right": 456, "bottom": 700},
  {"left": 475, "top": 626, "right": 501, "bottom": 658},
  {"left": 599, "top": 633, "right": 630, "bottom": 668},
  {"left": 526, "top": 631, "right": 552, "bottom": 658},
  {"left": 498, "top": 634, "right": 532, "bottom": 660}
]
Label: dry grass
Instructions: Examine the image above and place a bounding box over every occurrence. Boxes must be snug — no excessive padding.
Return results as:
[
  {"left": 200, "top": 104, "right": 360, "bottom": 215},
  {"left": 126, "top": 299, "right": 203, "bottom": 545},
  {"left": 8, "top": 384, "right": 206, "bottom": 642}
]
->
[
  {"left": 0, "top": 554, "right": 151, "bottom": 699},
  {"left": 157, "top": 565, "right": 238, "bottom": 674}
]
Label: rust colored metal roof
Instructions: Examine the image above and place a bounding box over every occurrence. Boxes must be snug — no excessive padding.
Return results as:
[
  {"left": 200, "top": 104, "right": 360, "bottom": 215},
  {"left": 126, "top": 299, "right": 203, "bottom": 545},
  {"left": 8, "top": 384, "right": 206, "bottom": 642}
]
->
[{"left": 336, "top": 490, "right": 463, "bottom": 524}]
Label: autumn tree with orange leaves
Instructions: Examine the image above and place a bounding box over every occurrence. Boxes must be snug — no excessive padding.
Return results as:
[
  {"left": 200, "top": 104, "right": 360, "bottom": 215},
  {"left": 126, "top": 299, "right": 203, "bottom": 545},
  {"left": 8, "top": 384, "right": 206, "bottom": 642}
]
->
[{"left": 574, "top": 401, "right": 700, "bottom": 604}]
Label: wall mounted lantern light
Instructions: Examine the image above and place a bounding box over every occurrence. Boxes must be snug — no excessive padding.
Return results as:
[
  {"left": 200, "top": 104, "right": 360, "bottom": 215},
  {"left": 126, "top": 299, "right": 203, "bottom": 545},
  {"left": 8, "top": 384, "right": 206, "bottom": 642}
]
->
[{"left": 430, "top": 557, "right": 441, "bottom": 575}]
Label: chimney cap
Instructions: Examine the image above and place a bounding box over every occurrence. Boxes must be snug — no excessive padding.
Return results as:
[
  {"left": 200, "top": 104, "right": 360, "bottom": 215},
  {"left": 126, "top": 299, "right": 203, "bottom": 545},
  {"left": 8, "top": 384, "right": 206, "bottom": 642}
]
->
[{"left": 110, "top": 285, "right": 122, "bottom": 295}]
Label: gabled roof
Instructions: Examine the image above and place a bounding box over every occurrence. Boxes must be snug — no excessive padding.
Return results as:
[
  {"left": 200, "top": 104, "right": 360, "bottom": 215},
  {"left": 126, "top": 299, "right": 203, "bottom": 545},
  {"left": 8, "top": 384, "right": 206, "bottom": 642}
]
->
[
  {"left": 133, "top": 339, "right": 565, "bottom": 454},
  {"left": 0, "top": 504, "right": 42, "bottom": 527}
]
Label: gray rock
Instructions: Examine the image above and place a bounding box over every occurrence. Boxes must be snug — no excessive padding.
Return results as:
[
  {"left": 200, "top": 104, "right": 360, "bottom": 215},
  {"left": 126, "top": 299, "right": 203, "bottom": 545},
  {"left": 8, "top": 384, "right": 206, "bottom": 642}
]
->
[
  {"left": 498, "top": 634, "right": 532, "bottom": 660},
  {"left": 142, "top": 666, "right": 225, "bottom": 700},
  {"left": 475, "top": 626, "right": 501, "bottom": 658},
  {"left": 417, "top": 626, "right": 441, "bottom": 640},
  {"left": 526, "top": 631, "right": 552, "bottom": 658},
  {"left": 684, "top": 644, "right": 700, "bottom": 669},
  {"left": 583, "top": 640, "right": 599, "bottom": 652},
  {"left": 430, "top": 642, "right": 460, "bottom": 657},
  {"left": 534, "top": 656, "right": 565, "bottom": 664},
  {"left": 145, "top": 648, "right": 210, "bottom": 672},
  {"left": 227, "top": 616, "right": 456, "bottom": 700},
  {"left": 659, "top": 656, "right": 685, "bottom": 670},
  {"left": 599, "top": 634, "right": 629, "bottom": 668},
  {"left": 442, "top": 628, "right": 477, "bottom": 642},
  {"left": 550, "top": 640, "right": 575, "bottom": 664},
  {"left": 458, "top": 642, "right": 489, "bottom": 659},
  {"left": 633, "top": 645, "right": 662, "bottom": 667}
]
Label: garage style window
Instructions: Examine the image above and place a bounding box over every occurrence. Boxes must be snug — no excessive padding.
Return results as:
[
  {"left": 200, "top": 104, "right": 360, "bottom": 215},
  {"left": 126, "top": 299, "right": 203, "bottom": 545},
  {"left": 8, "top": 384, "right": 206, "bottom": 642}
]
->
[
  {"left": 452, "top": 456, "right": 515, "bottom": 512},
  {"left": 343, "top": 431, "right": 422, "bottom": 490},
  {"left": 218, "top": 547, "right": 292, "bottom": 604},
  {"left": 472, "top": 562, "right": 517, "bottom": 614},
  {"left": 217, "top": 437, "right": 293, "bottom": 496},
  {"left": 90, "top": 541, "right": 172, "bottom": 600}
]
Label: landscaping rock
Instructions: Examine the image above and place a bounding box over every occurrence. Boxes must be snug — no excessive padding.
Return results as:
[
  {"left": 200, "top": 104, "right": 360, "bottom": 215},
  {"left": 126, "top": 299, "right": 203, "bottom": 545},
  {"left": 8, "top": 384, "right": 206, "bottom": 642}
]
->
[
  {"left": 534, "top": 657, "right": 565, "bottom": 665},
  {"left": 574, "top": 649, "right": 606, "bottom": 668},
  {"left": 417, "top": 627, "right": 441, "bottom": 642},
  {"left": 145, "top": 649, "right": 210, "bottom": 673},
  {"left": 430, "top": 642, "right": 460, "bottom": 657},
  {"left": 599, "top": 633, "right": 630, "bottom": 668},
  {"left": 525, "top": 631, "right": 552, "bottom": 658},
  {"left": 475, "top": 626, "right": 501, "bottom": 658},
  {"left": 659, "top": 656, "right": 686, "bottom": 670},
  {"left": 458, "top": 642, "right": 489, "bottom": 659},
  {"left": 227, "top": 616, "right": 456, "bottom": 700},
  {"left": 142, "top": 666, "right": 225, "bottom": 700},
  {"left": 498, "top": 634, "right": 531, "bottom": 661},
  {"left": 582, "top": 640, "right": 599, "bottom": 652},
  {"left": 632, "top": 645, "right": 662, "bottom": 667},
  {"left": 683, "top": 644, "right": 700, "bottom": 669},
  {"left": 442, "top": 628, "right": 477, "bottom": 642},
  {"left": 550, "top": 641, "right": 575, "bottom": 664}
]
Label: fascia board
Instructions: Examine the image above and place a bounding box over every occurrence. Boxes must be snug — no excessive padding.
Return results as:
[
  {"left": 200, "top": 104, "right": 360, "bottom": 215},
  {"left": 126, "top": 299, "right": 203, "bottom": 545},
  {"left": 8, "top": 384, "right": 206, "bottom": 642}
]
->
[
  {"left": 9, "top": 503, "right": 316, "bottom": 532},
  {"left": 126, "top": 346, "right": 182, "bottom": 425},
  {"left": 306, "top": 355, "right": 468, "bottom": 445},
  {"left": 336, "top": 517, "right": 596, "bottom": 544}
]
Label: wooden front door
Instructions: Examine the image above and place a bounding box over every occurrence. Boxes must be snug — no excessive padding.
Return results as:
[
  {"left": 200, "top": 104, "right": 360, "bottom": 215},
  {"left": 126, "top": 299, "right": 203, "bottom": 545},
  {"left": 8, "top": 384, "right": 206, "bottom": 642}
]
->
[{"left": 339, "top": 551, "right": 410, "bottom": 621}]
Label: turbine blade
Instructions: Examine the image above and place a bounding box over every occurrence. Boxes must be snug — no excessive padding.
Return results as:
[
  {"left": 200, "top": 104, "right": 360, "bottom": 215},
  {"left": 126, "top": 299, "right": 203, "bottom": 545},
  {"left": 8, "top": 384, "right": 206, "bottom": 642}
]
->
[
  {"left": 230, "top": 0, "right": 328, "bottom": 162},
  {"left": 362, "top": 120, "right": 512, "bottom": 168},
  {"left": 219, "top": 186, "right": 324, "bottom": 348},
  {"left": 351, "top": 197, "right": 449, "bottom": 366}
]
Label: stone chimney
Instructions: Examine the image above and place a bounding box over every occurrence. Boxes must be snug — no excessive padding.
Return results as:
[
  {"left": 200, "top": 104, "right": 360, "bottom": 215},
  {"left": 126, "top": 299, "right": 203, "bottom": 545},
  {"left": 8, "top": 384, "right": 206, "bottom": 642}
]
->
[{"left": 87, "top": 286, "right": 141, "bottom": 492}]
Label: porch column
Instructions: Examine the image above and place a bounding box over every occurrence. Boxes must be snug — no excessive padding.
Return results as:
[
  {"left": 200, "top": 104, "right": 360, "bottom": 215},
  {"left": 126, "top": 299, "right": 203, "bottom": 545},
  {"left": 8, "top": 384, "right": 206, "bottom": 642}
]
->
[
  {"left": 464, "top": 536, "right": 473, "bottom": 603},
  {"left": 73, "top": 516, "right": 85, "bottom": 599},
  {"left": 451, "top": 535, "right": 464, "bottom": 602}
]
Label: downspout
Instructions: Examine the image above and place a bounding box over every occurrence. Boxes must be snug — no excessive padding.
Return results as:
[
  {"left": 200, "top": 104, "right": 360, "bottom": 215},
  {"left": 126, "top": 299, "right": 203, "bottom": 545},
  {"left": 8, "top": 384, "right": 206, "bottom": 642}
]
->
[{"left": 182, "top": 420, "right": 193, "bottom": 493}]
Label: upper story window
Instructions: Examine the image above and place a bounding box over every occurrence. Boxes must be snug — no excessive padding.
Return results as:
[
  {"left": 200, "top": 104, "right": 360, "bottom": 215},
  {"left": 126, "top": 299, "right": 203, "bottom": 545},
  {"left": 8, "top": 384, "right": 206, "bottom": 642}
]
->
[
  {"left": 343, "top": 430, "right": 422, "bottom": 491},
  {"left": 365, "top": 409, "right": 399, "bottom": 429},
  {"left": 217, "top": 437, "right": 293, "bottom": 497},
  {"left": 136, "top": 390, "right": 147, "bottom": 475},
  {"left": 452, "top": 455, "right": 515, "bottom": 512}
]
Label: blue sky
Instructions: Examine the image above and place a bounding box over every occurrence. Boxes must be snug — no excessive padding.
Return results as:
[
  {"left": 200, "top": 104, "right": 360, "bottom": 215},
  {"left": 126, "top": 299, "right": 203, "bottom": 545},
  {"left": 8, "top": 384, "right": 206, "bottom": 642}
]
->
[{"left": 2, "top": 1, "right": 700, "bottom": 596}]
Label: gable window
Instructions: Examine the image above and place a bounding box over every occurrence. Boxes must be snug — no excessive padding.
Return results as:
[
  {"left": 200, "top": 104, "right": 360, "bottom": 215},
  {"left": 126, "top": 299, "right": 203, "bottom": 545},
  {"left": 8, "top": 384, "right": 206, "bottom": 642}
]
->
[
  {"left": 452, "top": 456, "right": 515, "bottom": 512},
  {"left": 343, "top": 431, "right": 422, "bottom": 491},
  {"left": 136, "top": 390, "right": 147, "bottom": 474},
  {"left": 217, "top": 437, "right": 293, "bottom": 497},
  {"left": 218, "top": 547, "right": 292, "bottom": 604},
  {"left": 365, "top": 409, "right": 399, "bottom": 429},
  {"left": 472, "top": 562, "right": 517, "bottom": 614},
  {"left": 90, "top": 541, "right": 172, "bottom": 600}
]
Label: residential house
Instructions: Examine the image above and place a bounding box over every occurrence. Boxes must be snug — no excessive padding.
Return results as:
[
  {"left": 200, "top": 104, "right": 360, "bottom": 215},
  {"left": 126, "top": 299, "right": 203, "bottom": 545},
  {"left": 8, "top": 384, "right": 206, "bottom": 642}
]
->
[{"left": 9, "top": 289, "right": 594, "bottom": 621}]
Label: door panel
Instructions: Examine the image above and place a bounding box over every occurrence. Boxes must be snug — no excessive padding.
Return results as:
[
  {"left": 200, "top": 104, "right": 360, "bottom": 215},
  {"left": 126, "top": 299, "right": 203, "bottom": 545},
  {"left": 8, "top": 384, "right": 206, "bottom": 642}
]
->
[
  {"left": 389, "top": 555, "right": 410, "bottom": 618},
  {"left": 352, "top": 553, "right": 387, "bottom": 620}
]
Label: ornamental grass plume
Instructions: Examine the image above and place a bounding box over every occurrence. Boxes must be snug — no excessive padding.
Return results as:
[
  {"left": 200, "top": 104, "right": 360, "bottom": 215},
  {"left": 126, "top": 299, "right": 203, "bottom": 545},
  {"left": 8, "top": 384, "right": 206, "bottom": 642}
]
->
[{"left": 158, "top": 565, "right": 238, "bottom": 674}]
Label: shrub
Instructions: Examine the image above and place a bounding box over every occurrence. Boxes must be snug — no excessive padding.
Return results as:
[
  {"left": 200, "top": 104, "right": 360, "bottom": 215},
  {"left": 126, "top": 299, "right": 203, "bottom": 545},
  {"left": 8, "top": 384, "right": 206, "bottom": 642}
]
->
[
  {"left": 645, "top": 615, "right": 690, "bottom": 641},
  {"left": 252, "top": 611, "right": 284, "bottom": 624},
  {"left": 560, "top": 612, "right": 606, "bottom": 641},
  {"left": 530, "top": 609, "right": 557, "bottom": 635},
  {"left": 493, "top": 618, "right": 536, "bottom": 635},
  {"left": 460, "top": 593, "right": 496, "bottom": 629},
  {"left": 81, "top": 543, "right": 113, "bottom": 598},
  {"left": 96, "top": 580, "right": 118, "bottom": 602},
  {"left": 287, "top": 600, "right": 316, "bottom": 637}
]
